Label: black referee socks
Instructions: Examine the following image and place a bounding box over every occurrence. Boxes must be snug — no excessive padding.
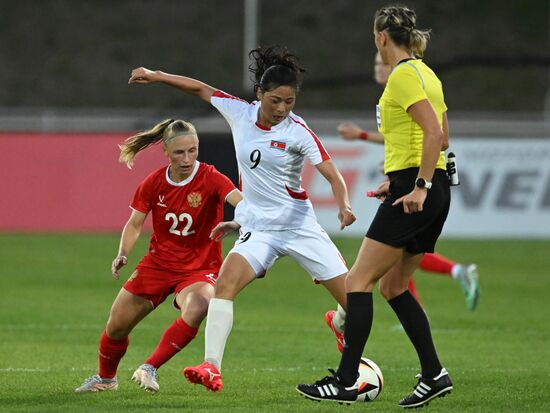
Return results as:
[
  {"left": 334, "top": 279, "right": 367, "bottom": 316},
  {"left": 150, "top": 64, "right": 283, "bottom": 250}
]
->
[
  {"left": 337, "top": 292, "right": 373, "bottom": 386},
  {"left": 388, "top": 290, "right": 443, "bottom": 378}
]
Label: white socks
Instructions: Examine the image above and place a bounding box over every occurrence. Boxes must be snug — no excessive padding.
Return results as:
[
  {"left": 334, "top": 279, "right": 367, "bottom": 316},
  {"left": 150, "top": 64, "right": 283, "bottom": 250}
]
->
[
  {"left": 333, "top": 304, "right": 347, "bottom": 333},
  {"left": 205, "top": 298, "right": 234, "bottom": 370},
  {"left": 451, "top": 264, "right": 462, "bottom": 279}
]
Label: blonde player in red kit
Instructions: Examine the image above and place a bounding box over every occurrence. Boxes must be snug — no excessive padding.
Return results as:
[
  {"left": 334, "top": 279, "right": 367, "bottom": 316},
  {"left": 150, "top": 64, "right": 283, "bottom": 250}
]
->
[
  {"left": 129, "top": 45, "right": 356, "bottom": 392},
  {"left": 75, "top": 119, "right": 242, "bottom": 393}
]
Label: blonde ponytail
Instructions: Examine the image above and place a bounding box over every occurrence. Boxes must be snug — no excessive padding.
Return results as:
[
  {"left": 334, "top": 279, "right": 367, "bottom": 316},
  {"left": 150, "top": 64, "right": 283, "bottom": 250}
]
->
[
  {"left": 119, "top": 119, "right": 197, "bottom": 168},
  {"left": 410, "top": 28, "right": 431, "bottom": 58}
]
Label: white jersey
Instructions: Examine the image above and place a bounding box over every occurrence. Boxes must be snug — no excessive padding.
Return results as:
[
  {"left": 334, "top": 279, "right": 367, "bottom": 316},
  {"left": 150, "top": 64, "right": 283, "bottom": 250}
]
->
[{"left": 211, "top": 90, "right": 331, "bottom": 230}]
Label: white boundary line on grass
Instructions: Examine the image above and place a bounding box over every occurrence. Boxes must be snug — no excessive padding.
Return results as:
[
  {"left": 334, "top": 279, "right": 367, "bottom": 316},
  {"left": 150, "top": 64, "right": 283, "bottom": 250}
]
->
[
  {"left": 0, "top": 324, "right": 325, "bottom": 333},
  {"left": 0, "top": 366, "right": 329, "bottom": 374},
  {"left": 0, "top": 366, "right": 533, "bottom": 374},
  {"left": 4, "top": 323, "right": 541, "bottom": 335}
]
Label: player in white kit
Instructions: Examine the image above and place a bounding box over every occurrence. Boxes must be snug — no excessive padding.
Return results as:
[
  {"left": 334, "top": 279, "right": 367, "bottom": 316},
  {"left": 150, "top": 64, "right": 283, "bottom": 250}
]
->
[{"left": 129, "top": 45, "right": 356, "bottom": 392}]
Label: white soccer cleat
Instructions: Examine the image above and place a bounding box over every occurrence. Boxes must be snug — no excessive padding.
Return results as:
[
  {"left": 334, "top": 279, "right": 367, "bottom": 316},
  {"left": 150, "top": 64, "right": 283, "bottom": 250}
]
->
[
  {"left": 75, "top": 375, "right": 118, "bottom": 393},
  {"left": 132, "top": 364, "right": 160, "bottom": 393}
]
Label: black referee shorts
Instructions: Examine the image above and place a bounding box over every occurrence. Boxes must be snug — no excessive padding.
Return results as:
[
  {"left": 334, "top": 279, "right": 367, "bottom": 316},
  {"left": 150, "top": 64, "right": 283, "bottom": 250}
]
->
[{"left": 366, "top": 167, "right": 450, "bottom": 255}]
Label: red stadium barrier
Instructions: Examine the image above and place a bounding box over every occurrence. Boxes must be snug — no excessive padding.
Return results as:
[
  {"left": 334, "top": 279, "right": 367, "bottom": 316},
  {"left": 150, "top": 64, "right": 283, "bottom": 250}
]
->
[{"left": 0, "top": 132, "right": 168, "bottom": 231}]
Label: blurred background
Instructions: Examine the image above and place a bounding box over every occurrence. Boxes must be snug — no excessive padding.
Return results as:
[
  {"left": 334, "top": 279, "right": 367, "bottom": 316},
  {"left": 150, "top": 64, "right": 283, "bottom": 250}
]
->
[
  {"left": 1, "top": 3, "right": 549, "bottom": 411},
  {"left": 1, "top": 0, "right": 549, "bottom": 236}
]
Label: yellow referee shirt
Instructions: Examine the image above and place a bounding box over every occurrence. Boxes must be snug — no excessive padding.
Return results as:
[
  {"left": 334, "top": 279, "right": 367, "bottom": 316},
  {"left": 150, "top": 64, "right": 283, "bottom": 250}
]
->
[{"left": 377, "top": 59, "right": 447, "bottom": 174}]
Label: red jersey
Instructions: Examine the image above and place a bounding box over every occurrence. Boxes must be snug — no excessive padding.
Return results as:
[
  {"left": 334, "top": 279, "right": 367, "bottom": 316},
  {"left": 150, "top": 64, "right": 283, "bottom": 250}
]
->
[{"left": 131, "top": 162, "right": 237, "bottom": 273}]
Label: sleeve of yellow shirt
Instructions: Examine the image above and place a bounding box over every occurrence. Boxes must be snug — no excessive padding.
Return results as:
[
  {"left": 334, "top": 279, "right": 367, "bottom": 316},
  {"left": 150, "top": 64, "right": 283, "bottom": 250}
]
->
[{"left": 388, "top": 65, "right": 428, "bottom": 112}]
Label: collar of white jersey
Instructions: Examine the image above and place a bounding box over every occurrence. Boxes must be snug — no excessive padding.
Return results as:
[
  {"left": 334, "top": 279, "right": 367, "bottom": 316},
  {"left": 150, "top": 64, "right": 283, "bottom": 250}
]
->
[
  {"left": 251, "top": 102, "right": 292, "bottom": 132},
  {"left": 165, "top": 161, "right": 201, "bottom": 187}
]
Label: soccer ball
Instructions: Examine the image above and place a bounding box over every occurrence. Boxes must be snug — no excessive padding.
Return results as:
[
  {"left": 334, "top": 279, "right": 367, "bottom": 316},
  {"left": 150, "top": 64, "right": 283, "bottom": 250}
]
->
[{"left": 355, "top": 357, "right": 384, "bottom": 402}]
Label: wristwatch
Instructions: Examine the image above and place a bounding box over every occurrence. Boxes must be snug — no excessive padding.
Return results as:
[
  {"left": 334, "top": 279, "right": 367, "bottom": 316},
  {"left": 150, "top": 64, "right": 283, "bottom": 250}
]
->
[{"left": 415, "top": 178, "right": 432, "bottom": 189}]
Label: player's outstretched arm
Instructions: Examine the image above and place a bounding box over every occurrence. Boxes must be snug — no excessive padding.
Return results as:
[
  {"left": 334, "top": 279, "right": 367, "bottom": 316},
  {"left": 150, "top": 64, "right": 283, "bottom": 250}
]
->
[
  {"left": 337, "top": 122, "right": 385, "bottom": 144},
  {"left": 316, "top": 160, "right": 356, "bottom": 230},
  {"left": 128, "top": 67, "right": 216, "bottom": 103},
  {"left": 111, "top": 210, "right": 147, "bottom": 279}
]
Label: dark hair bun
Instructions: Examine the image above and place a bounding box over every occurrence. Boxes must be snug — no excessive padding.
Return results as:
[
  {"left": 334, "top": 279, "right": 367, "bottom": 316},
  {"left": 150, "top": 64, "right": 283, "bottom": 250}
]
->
[{"left": 248, "top": 45, "right": 306, "bottom": 92}]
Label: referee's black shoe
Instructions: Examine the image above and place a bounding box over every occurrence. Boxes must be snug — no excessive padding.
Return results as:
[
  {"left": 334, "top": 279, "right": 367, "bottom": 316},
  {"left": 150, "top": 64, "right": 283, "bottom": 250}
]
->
[
  {"left": 399, "top": 368, "right": 453, "bottom": 409},
  {"left": 296, "top": 369, "right": 358, "bottom": 404}
]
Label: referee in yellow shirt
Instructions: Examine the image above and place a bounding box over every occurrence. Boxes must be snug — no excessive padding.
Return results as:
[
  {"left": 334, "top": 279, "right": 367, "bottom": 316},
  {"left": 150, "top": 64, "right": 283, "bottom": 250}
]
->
[{"left": 298, "top": 5, "right": 453, "bottom": 408}]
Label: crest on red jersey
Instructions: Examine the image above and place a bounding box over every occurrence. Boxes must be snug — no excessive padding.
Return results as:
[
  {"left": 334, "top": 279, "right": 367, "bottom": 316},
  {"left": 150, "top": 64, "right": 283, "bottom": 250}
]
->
[{"left": 187, "top": 192, "right": 202, "bottom": 208}]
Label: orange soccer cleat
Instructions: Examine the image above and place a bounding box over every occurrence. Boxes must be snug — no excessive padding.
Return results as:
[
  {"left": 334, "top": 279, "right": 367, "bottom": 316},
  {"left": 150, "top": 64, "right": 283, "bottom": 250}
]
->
[{"left": 183, "top": 361, "right": 223, "bottom": 392}]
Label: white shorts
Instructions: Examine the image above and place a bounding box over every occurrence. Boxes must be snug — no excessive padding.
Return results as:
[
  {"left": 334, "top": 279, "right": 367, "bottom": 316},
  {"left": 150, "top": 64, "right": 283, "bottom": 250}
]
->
[{"left": 228, "top": 224, "right": 348, "bottom": 282}]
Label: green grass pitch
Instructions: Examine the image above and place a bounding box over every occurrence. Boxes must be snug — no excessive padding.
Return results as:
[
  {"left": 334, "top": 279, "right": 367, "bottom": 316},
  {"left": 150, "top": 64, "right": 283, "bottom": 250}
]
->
[{"left": 0, "top": 234, "right": 549, "bottom": 412}]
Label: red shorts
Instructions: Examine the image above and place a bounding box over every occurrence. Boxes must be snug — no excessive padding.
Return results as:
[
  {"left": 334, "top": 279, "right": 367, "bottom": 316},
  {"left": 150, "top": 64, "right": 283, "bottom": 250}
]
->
[{"left": 123, "top": 263, "right": 218, "bottom": 309}]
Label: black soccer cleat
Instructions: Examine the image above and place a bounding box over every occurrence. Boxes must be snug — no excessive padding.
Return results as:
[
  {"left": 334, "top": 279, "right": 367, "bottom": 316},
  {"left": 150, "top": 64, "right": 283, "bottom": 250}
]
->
[
  {"left": 399, "top": 368, "right": 453, "bottom": 409},
  {"left": 296, "top": 369, "right": 358, "bottom": 405}
]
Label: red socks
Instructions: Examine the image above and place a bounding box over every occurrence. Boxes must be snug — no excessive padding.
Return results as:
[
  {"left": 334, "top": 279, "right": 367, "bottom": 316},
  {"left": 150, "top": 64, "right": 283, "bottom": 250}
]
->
[
  {"left": 419, "top": 253, "right": 455, "bottom": 276},
  {"left": 407, "top": 253, "right": 457, "bottom": 309},
  {"left": 145, "top": 317, "right": 198, "bottom": 369},
  {"left": 98, "top": 331, "right": 129, "bottom": 379},
  {"left": 96, "top": 318, "right": 198, "bottom": 378}
]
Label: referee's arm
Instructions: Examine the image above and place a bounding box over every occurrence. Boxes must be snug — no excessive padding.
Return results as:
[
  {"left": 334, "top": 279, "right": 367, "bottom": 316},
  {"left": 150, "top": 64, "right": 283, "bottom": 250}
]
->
[
  {"left": 441, "top": 113, "right": 449, "bottom": 150},
  {"left": 408, "top": 99, "right": 445, "bottom": 182}
]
